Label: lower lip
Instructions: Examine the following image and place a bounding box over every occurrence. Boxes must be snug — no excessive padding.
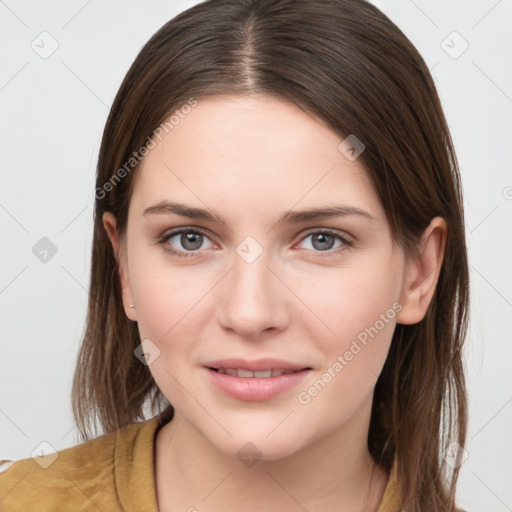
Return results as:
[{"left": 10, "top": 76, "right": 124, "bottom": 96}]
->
[{"left": 205, "top": 367, "right": 310, "bottom": 401}]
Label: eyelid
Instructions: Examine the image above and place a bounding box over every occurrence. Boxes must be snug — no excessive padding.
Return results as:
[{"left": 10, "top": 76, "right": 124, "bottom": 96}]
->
[{"left": 299, "top": 227, "right": 355, "bottom": 245}]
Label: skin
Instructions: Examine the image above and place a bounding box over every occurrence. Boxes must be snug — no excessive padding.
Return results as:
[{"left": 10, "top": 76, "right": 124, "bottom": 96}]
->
[{"left": 103, "top": 94, "right": 446, "bottom": 512}]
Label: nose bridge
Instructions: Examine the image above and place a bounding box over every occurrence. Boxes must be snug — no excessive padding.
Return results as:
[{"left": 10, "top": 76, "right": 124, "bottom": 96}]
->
[
  {"left": 217, "top": 236, "right": 288, "bottom": 336},
  {"left": 233, "top": 244, "right": 271, "bottom": 296}
]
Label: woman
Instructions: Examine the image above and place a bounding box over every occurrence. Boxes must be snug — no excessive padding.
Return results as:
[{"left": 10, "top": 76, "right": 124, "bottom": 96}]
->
[{"left": 0, "top": 0, "right": 469, "bottom": 510}]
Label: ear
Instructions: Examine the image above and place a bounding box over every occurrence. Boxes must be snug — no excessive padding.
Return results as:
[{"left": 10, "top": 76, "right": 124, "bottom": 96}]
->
[
  {"left": 102, "top": 212, "right": 137, "bottom": 322},
  {"left": 396, "top": 217, "right": 447, "bottom": 325}
]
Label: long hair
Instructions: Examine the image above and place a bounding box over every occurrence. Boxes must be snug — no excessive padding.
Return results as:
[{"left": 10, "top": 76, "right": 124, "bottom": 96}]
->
[{"left": 72, "top": 1, "right": 469, "bottom": 509}]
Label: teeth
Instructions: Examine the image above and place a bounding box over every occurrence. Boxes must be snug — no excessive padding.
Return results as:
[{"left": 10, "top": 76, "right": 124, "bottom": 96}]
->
[
  {"left": 238, "top": 369, "right": 254, "bottom": 378},
  {"left": 254, "top": 370, "right": 272, "bottom": 378},
  {"left": 216, "top": 368, "right": 297, "bottom": 378}
]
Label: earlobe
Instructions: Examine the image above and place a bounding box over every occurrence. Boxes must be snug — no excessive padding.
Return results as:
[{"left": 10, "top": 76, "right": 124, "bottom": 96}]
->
[
  {"left": 102, "top": 212, "right": 137, "bottom": 322},
  {"left": 396, "top": 217, "right": 447, "bottom": 325}
]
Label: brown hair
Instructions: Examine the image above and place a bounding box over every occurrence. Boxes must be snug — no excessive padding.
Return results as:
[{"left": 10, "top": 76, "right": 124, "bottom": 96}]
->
[{"left": 72, "top": 0, "right": 469, "bottom": 509}]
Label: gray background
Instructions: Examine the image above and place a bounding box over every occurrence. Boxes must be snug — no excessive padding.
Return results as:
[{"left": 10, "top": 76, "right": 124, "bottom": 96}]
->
[{"left": 1, "top": 1, "right": 511, "bottom": 510}]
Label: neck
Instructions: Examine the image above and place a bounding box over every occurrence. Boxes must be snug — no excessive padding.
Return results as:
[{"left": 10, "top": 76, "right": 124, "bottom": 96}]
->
[{"left": 154, "top": 398, "right": 389, "bottom": 512}]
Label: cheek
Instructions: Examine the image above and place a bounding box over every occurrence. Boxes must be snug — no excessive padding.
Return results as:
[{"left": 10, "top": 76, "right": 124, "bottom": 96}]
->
[
  {"left": 295, "top": 255, "right": 401, "bottom": 388},
  {"left": 137, "top": 281, "right": 199, "bottom": 340},
  {"left": 300, "top": 258, "right": 400, "bottom": 342},
  {"left": 128, "top": 245, "right": 209, "bottom": 340},
  {"left": 293, "top": 275, "right": 399, "bottom": 426},
  {"left": 129, "top": 260, "right": 212, "bottom": 401}
]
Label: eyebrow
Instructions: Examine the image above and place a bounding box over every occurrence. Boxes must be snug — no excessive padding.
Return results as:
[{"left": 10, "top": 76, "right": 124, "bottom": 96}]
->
[{"left": 142, "top": 200, "right": 376, "bottom": 226}]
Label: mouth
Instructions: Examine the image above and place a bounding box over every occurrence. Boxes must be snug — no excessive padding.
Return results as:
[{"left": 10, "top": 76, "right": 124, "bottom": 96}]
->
[
  {"left": 203, "top": 357, "right": 311, "bottom": 375},
  {"left": 207, "top": 367, "right": 308, "bottom": 378},
  {"left": 203, "top": 358, "right": 312, "bottom": 401}
]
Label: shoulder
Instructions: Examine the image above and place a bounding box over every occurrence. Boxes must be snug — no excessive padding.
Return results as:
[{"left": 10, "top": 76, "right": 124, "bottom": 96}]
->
[{"left": 0, "top": 419, "right": 151, "bottom": 511}]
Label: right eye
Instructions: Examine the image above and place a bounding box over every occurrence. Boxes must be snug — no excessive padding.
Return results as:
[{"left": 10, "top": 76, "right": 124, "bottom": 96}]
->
[{"left": 158, "top": 227, "right": 216, "bottom": 258}]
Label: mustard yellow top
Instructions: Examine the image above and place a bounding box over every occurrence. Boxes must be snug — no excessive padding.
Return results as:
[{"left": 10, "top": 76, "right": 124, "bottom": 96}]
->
[{"left": 0, "top": 411, "right": 402, "bottom": 511}]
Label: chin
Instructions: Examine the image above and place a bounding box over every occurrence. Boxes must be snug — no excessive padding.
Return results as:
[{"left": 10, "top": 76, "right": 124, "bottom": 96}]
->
[{"left": 204, "top": 427, "right": 308, "bottom": 464}]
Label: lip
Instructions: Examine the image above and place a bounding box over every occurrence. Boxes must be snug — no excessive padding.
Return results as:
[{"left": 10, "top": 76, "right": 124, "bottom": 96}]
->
[
  {"left": 203, "top": 358, "right": 311, "bottom": 402},
  {"left": 203, "top": 357, "right": 310, "bottom": 372}
]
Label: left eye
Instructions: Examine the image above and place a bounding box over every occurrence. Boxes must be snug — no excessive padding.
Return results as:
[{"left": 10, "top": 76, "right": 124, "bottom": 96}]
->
[{"left": 297, "top": 231, "right": 351, "bottom": 253}]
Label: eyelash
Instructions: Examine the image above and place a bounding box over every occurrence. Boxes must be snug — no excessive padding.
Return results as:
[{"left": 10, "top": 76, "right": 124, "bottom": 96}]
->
[{"left": 157, "top": 226, "right": 354, "bottom": 259}]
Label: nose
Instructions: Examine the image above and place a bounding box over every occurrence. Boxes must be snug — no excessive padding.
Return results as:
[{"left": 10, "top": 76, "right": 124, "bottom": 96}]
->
[{"left": 216, "top": 247, "right": 290, "bottom": 339}]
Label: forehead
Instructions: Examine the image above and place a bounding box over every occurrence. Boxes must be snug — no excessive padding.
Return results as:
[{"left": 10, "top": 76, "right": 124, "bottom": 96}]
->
[{"left": 131, "top": 94, "right": 382, "bottom": 222}]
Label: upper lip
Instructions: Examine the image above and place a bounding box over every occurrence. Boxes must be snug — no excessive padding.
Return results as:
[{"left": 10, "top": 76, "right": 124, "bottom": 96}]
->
[{"left": 204, "top": 358, "right": 311, "bottom": 372}]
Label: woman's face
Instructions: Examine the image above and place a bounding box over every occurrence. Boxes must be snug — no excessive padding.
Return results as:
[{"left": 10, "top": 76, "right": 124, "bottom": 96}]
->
[{"left": 109, "top": 94, "right": 413, "bottom": 459}]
